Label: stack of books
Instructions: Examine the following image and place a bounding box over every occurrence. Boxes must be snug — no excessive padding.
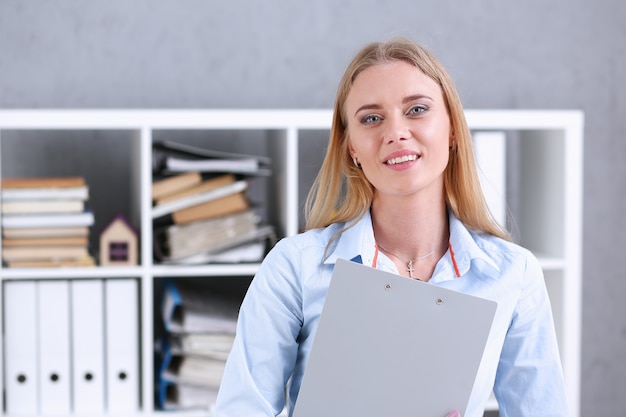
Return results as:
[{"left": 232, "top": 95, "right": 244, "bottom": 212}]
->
[
  {"left": 157, "top": 279, "right": 238, "bottom": 411},
  {"left": 151, "top": 141, "right": 275, "bottom": 265},
  {"left": 1, "top": 177, "right": 96, "bottom": 267}
]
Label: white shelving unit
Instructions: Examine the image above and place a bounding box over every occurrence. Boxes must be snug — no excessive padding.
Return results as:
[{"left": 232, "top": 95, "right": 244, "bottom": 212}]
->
[{"left": 0, "top": 109, "right": 582, "bottom": 417}]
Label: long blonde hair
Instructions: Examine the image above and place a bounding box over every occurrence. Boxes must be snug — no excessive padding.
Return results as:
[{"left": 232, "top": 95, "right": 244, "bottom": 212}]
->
[{"left": 304, "top": 38, "right": 509, "bottom": 241}]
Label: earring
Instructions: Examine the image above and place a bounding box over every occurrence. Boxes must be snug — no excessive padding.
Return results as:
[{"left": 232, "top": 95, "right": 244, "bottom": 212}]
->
[{"left": 352, "top": 157, "right": 361, "bottom": 168}]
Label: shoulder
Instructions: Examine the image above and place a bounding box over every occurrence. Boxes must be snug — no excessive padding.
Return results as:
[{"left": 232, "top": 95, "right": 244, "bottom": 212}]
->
[
  {"left": 264, "top": 222, "right": 345, "bottom": 265},
  {"left": 449, "top": 213, "right": 539, "bottom": 276},
  {"left": 470, "top": 229, "right": 541, "bottom": 276},
  {"left": 251, "top": 222, "right": 346, "bottom": 298},
  {"left": 472, "top": 230, "right": 533, "bottom": 257}
]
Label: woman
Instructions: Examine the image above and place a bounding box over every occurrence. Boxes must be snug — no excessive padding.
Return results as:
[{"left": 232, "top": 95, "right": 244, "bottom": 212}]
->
[{"left": 214, "top": 38, "right": 568, "bottom": 417}]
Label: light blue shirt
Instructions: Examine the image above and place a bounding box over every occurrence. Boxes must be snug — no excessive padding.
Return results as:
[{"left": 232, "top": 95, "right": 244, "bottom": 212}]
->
[{"left": 214, "top": 211, "right": 568, "bottom": 417}]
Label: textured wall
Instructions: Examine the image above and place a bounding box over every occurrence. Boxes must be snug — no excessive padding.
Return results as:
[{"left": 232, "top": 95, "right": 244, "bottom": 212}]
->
[{"left": 1, "top": 1, "right": 624, "bottom": 415}]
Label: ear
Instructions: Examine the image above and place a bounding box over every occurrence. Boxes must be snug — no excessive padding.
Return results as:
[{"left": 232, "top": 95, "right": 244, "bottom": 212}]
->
[
  {"left": 449, "top": 125, "right": 456, "bottom": 148},
  {"left": 347, "top": 137, "right": 357, "bottom": 159}
]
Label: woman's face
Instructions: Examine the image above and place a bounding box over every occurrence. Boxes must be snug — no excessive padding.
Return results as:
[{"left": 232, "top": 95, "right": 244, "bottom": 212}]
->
[{"left": 345, "top": 60, "right": 452, "bottom": 200}]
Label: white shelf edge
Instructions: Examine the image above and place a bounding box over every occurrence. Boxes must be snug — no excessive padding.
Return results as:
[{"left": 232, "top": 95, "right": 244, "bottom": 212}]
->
[
  {"left": 536, "top": 256, "right": 567, "bottom": 270},
  {"left": 150, "top": 264, "right": 261, "bottom": 277},
  {"left": 0, "top": 266, "right": 146, "bottom": 279},
  {"left": 466, "top": 109, "right": 584, "bottom": 130},
  {"left": 0, "top": 109, "right": 334, "bottom": 130}
]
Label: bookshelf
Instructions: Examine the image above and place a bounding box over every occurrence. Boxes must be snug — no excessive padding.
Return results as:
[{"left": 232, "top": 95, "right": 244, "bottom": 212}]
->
[{"left": 0, "top": 109, "right": 583, "bottom": 417}]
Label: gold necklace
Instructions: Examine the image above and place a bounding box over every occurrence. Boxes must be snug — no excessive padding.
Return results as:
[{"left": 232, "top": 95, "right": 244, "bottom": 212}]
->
[{"left": 376, "top": 238, "right": 449, "bottom": 279}]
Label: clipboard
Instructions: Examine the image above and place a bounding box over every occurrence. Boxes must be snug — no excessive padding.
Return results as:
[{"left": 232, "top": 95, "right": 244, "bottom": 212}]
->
[{"left": 292, "top": 258, "right": 497, "bottom": 417}]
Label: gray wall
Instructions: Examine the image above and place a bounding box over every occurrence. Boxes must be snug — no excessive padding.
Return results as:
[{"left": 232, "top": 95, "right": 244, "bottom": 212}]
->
[{"left": 1, "top": 1, "right": 624, "bottom": 415}]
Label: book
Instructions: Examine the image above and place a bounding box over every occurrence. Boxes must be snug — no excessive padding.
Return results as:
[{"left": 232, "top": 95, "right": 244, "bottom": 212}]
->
[
  {"left": 154, "top": 209, "right": 260, "bottom": 260},
  {"left": 1, "top": 177, "right": 86, "bottom": 189},
  {"left": 3, "top": 236, "right": 89, "bottom": 247},
  {"left": 154, "top": 174, "right": 236, "bottom": 205},
  {"left": 2, "top": 226, "right": 90, "bottom": 239},
  {"left": 153, "top": 140, "right": 271, "bottom": 176},
  {"left": 2, "top": 246, "right": 90, "bottom": 262},
  {"left": 5, "top": 257, "right": 96, "bottom": 268},
  {"left": 152, "top": 172, "right": 202, "bottom": 201},
  {"left": 2, "top": 199, "right": 85, "bottom": 214},
  {"left": 153, "top": 192, "right": 249, "bottom": 228},
  {"left": 2, "top": 187, "right": 89, "bottom": 201},
  {"left": 152, "top": 179, "right": 248, "bottom": 219},
  {"left": 1, "top": 211, "right": 95, "bottom": 229},
  {"left": 159, "top": 240, "right": 268, "bottom": 265},
  {"left": 1, "top": 177, "right": 89, "bottom": 201}
]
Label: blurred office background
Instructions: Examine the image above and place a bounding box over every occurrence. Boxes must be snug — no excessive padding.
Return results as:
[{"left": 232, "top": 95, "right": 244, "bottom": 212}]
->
[{"left": 0, "top": 1, "right": 624, "bottom": 415}]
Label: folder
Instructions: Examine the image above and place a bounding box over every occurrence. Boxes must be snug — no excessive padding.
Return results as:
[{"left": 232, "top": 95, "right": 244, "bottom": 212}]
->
[
  {"left": 155, "top": 339, "right": 221, "bottom": 411},
  {"left": 161, "top": 279, "right": 239, "bottom": 334},
  {"left": 472, "top": 131, "right": 507, "bottom": 227},
  {"left": 3, "top": 280, "right": 38, "bottom": 414},
  {"left": 38, "top": 280, "right": 71, "bottom": 414},
  {"left": 159, "top": 340, "right": 226, "bottom": 389},
  {"left": 105, "top": 279, "right": 140, "bottom": 413},
  {"left": 71, "top": 279, "right": 105, "bottom": 413},
  {"left": 293, "top": 259, "right": 498, "bottom": 417},
  {"left": 157, "top": 379, "right": 219, "bottom": 411}
]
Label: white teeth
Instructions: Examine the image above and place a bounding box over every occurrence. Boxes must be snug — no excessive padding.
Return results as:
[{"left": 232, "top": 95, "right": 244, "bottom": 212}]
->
[{"left": 386, "top": 154, "right": 418, "bottom": 165}]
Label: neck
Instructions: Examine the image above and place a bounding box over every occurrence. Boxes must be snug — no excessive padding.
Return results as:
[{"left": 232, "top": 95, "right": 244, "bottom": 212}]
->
[{"left": 371, "top": 194, "right": 449, "bottom": 260}]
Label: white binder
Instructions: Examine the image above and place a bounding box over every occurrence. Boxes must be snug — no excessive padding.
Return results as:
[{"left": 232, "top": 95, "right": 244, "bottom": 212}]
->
[
  {"left": 3, "top": 280, "right": 38, "bottom": 414},
  {"left": 71, "top": 279, "right": 105, "bottom": 413},
  {"left": 293, "top": 259, "right": 498, "bottom": 417},
  {"left": 105, "top": 279, "right": 140, "bottom": 413},
  {"left": 38, "top": 280, "right": 71, "bottom": 414},
  {"left": 472, "top": 131, "right": 507, "bottom": 227}
]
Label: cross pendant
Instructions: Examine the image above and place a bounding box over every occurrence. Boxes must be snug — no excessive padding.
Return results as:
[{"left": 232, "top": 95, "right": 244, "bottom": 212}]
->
[{"left": 406, "top": 260, "right": 415, "bottom": 278}]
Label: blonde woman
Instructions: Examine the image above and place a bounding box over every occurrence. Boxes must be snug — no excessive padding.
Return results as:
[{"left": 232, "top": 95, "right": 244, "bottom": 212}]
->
[{"left": 214, "top": 39, "right": 567, "bottom": 417}]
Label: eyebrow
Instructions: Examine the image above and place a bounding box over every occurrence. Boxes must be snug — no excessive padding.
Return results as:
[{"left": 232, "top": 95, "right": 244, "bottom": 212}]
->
[
  {"left": 353, "top": 94, "right": 434, "bottom": 117},
  {"left": 403, "top": 94, "right": 433, "bottom": 103}
]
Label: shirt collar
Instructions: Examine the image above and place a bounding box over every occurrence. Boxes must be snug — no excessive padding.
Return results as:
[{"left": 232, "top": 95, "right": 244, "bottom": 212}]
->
[
  {"left": 323, "top": 211, "right": 377, "bottom": 267},
  {"left": 323, "top": 210, "right": 500, "bottom": 276},
  {"left": 447, "top": 213, "right": 500, "bottom": 275}
]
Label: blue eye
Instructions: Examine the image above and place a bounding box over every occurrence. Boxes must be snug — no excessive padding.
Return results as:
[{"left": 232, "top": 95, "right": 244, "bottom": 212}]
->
[
  {"left": 361, "top": 114, "right": 381, "bottom": 124},
  {"left": 408, "top": 106, "right": 427, "bottom": 115}
]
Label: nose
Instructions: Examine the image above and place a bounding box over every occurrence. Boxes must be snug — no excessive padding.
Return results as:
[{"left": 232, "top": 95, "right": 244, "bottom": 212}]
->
[{"left": 383, "top": 114, "right": 410, "bottom": 143}]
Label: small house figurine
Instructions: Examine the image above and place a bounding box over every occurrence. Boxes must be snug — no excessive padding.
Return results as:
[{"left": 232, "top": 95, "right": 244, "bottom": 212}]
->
[{"left": 99, "top": 214, "right": 138, "bottom": 266}]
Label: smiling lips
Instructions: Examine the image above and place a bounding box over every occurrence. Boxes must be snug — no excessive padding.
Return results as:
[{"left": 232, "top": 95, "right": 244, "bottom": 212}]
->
[{"left": 385, "top": 154, "right": 418, "bottom": 165}]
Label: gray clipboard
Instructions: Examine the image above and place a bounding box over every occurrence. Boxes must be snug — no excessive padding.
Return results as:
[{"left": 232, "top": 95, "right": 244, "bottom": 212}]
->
[{"left": 292, "top": 258, "right": 497, "bottom": 417}]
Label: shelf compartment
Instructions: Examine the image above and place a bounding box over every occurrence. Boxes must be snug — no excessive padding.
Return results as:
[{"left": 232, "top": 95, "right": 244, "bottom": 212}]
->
[{"left": 0, "top": 129, "right": 142, "bottom": 266}]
